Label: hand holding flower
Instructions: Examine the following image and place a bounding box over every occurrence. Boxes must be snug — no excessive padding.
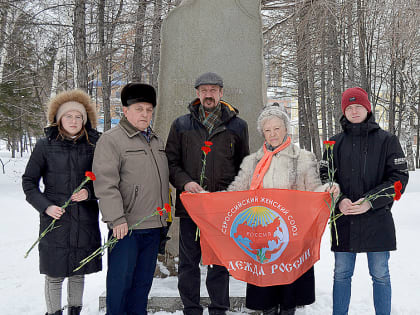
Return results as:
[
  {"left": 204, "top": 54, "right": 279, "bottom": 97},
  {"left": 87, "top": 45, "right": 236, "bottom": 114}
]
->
[
  {"left": 71, "top": 188, "right": 88, "bottom": 202},
  {"left": 25, "top": 171, "right": 96, "bottom": 258},
  {"left": 326, "top": 183, "right": 340, "bottom": 199},
  {"left": 349, "top": 198, "right": 371, "bottom": 214},
  {"left": 113, "top": 222, "right": 129, "bottom": 239},
  {"left": 45, "top": 205, "right": 65, "bottom": 220},
  {"left": 339, "top": 198, "right": 370, "bottom": 215},
  {"left": 184, "top": 181, "right": 204, "bottom": 193},
  {"left": 73, "top": 203, "right": 172, "bottom": 272}
]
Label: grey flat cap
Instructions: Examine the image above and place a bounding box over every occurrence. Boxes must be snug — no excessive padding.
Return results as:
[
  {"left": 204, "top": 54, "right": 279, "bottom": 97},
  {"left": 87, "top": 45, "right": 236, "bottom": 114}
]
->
[{"left": 194, "top": 72, "right": 224, "bottom": 89}]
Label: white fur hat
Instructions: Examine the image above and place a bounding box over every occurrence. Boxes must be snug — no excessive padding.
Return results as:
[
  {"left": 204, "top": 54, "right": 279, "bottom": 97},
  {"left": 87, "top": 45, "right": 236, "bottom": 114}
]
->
[{"left": 257, "top": 103, "right": 290, "bottom": 136}]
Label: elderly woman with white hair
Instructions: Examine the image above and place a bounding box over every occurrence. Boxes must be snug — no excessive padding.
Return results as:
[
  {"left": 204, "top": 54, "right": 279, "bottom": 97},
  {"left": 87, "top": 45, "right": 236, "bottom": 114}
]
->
[{"left": 227, "top": 104, "right": 339, "bottom": 315}]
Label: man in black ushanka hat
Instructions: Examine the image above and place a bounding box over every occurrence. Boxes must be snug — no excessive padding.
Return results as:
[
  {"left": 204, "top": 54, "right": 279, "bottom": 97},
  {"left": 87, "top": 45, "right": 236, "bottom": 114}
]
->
[{"left": 93, "top": 82, "right": 170, "bottom": 315}]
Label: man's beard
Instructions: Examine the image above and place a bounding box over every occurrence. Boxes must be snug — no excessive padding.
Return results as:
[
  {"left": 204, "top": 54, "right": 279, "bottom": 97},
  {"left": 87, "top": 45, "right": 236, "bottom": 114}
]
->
[{"left": 203, "top": 97, "right": 217, "bottom": 111}]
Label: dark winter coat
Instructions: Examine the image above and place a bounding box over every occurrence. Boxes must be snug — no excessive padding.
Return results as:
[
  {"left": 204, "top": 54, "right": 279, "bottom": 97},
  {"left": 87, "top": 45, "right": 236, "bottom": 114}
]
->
[
  {"left": 246, "top": 267, "right": 314, "bottom": 310},
  {"left": 320, "top": 114, "right": 409, "bottom": 252},
  {"left": 22, "top": 91, "right": 102, "bottom": 277},
  {"left": 165, "top": 99, "right": 249, "bottom": 218}
]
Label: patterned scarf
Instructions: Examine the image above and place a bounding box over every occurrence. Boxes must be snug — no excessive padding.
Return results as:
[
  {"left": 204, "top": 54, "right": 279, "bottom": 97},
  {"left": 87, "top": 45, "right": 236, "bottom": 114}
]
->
[
  {"left": 250, "top": 136, "right": 292, "bottom": 190},
  {"left": 199, "top": 103, "right": 223, "bottom": 134}
]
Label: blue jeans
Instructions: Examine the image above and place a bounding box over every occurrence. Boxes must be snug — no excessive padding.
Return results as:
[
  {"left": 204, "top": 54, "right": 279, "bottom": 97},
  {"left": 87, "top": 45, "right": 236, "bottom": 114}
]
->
[
  {"left": 333, "top": 251, "right": 391, "bottom": 315},
  {"left": 106, "top": 228, "right": 160, "bottom": 315}
]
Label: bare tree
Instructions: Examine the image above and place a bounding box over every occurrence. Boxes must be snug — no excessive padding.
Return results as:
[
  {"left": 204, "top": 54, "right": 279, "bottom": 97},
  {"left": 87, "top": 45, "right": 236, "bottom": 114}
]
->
[
  {"left": 73, "top": 0, "right": 88, "bottom": 90},
  {"left": 98, "top": 0, "right": 123, "bottom": 131},
  {"left": 150, "top": 0, "right": 163, "bottom": 89},
  {"left": 132, "top": 0, "right": 148, "bottom": 82}
]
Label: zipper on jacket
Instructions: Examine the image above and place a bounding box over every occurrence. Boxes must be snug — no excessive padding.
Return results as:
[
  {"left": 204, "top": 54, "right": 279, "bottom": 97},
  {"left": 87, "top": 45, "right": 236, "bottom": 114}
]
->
[
  {"left": 205, "top": 126, "right": 227, "bottom": 191},
  {"left": 148, "top": 142, "right": 165, "bottom": 226}
]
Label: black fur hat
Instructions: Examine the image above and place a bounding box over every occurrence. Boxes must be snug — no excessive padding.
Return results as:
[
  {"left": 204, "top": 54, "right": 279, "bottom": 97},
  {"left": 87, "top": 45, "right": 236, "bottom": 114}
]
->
[{"left": 121, "top": 83, "right": 157, "bottom": 107}]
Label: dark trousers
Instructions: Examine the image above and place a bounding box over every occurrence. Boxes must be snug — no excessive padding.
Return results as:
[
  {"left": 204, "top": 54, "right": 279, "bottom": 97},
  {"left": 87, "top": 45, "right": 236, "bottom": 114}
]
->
[
  {"left": 106, "top": 228, "right": 160, "bottom": 315},
  {"left": 178, "top": 217, "right": 230, "bottom": 315}
]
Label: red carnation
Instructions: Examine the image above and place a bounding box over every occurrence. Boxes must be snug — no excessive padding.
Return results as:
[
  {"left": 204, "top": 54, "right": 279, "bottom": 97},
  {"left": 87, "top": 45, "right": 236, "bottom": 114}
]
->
[
  {"left": 204, "top": 141, "right": 213, "bottom": 147},
  {"left": 157, "top": 207, "right": 163, "bottom": 216},
  {"left": 323, "top": 140, "right": 336, "bottom": 147},
  {"left": 201, "top": 146, "right": 211, "bottom": 155},
  {"left": 85, "top": 171, "right": 96, "bottom": 181},
  {"left": 394, "top": 191, "right": 402, "bottom": 201},
  {"left": 394, "top": 181, "right": 402, "bottom": 192},
  {"left": 164, "top": 203, "right": 171, "bottom": 213}
]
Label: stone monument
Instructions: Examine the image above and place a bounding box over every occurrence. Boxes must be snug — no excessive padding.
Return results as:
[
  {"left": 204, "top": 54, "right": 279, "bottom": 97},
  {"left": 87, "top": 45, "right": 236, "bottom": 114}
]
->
[
  {"left": 153, "top": 0, "right": 265, "bottom": 263},
  {"left": 154, "top": 0, "right": 266, "bottom": 152}
]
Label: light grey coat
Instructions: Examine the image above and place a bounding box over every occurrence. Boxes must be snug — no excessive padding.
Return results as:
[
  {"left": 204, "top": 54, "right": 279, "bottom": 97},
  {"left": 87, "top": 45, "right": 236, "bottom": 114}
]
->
[{"left": 227, "top": 143, "right": 328, "bottom": 192}]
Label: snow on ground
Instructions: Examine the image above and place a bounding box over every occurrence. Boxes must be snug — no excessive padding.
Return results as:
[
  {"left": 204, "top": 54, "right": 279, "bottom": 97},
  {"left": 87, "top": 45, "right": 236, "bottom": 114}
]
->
[{"left": 0, "top": 148, "right": 419, "bottom": 314}]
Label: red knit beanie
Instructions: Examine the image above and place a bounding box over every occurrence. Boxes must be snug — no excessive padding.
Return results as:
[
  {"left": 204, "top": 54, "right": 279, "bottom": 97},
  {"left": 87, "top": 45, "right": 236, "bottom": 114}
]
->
[{"left": 341, "top": 87, "right": 371, "bottom": 113}]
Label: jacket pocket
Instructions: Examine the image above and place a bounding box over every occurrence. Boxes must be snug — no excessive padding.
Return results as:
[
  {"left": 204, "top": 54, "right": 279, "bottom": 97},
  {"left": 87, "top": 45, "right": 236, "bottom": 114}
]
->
[
  {"left": 126, "top": 184, "right": 141, "bottom": 214},
  {"left": 125, "top": 148, "right": 146, "bottom": 154}
]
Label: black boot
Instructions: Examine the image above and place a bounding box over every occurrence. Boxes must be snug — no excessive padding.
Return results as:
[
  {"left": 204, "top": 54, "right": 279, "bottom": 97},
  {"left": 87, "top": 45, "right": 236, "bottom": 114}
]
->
[
  {"left": 262, "top": 305, "right": 279, "bottom": 315},
  {"left": 68, "top": 306, "right": 82, "bottom": 315},
  {"left": 46, "top": 310, "right": 63, "bottom": 315},
  {"left": 279, "top": 307, "right": 296, "bottom": 315}
]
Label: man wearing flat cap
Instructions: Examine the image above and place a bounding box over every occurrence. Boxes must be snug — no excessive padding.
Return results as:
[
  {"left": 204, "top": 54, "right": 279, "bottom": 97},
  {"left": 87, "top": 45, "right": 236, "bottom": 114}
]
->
[
  {"left": 93, "top": 83, "right": 169, "bottom": 315},
  {"left": 166, "top": 72, "right": 250, "bottom": 314}
]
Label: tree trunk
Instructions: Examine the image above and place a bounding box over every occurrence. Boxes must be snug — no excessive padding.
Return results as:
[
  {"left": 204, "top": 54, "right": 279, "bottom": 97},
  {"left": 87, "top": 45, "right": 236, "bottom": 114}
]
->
[
  {"left": 405, "top": 110, "right": 415, "bottom": 171},
  {"left": 357, "top": 0, "right": 368, "bottom": 92},
  {"left": 132, "top": 0, "right": 147, "bottom": 82},
  {"left": 397, "top": 67, "right": 405, "bottom": 137},
  {"left": 50, "top": 34, "right": 65, "bottom": 97},
  {"left": 389, "top": 62, "right": 396, "bottom": 134},
  {"left": 151, "top": 0, "right": 163, "bottom": 89},
  {"left": 73, "top": 0, "right": 88, "bottom": 90},
  {"left": 346, "top": 1, "right": 355, "bottom": 86},
  {"left": 0, "top": 9, "right": 20, "bottom": 84},
  {"left": 327, "top": 67, "right": 334, "bottom": 138},
  {"left": 320, "top": 25, "right": 327, "bottom": 142},
  {"left": 307, "top": 59, "right": 321, "bottom": 159},
  {"left": 98, "top": 0, "right": 111, "bottom": 131},
  {"left": 327, "top": 12, "right": 342, "bottom": 134},
  {"left": 295, "top": 8, "right": 311, "bottom": 150}
]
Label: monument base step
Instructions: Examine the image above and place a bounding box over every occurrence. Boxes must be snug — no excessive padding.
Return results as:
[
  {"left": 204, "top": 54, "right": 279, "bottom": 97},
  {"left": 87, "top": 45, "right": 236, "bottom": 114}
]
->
[{"left": 99, "top": 292, "right": 260, "bottom": 313}]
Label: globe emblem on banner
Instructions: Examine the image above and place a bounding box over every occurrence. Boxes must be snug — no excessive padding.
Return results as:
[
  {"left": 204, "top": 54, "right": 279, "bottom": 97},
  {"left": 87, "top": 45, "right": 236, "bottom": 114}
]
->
[{"left": 230, "top": 206, "right": 289, "bottom": 263}]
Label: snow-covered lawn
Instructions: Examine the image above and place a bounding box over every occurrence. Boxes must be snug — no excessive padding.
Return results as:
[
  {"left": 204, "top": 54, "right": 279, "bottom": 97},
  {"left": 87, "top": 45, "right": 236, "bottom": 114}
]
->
[{"left": 0, "top": 150, "right": 419, "bottom": 314}]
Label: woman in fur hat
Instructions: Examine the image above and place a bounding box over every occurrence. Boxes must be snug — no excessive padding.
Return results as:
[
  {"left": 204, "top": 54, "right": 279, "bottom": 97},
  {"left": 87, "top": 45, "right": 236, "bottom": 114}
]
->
[
  {"left": 227, "top": 103, "right": 339, "bottom": 315},
  {"left": 22, "top": 89, "right": 102, "bottom": 315}
]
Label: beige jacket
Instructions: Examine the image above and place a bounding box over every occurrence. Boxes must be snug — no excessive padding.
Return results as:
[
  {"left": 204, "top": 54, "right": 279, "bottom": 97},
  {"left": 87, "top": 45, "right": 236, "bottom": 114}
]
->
[
  {"left": 93, "top": 116, "right": 169, "bottom": 229},
  {"left": 228, "top": 143, "right": 328, "bottom": 192}
]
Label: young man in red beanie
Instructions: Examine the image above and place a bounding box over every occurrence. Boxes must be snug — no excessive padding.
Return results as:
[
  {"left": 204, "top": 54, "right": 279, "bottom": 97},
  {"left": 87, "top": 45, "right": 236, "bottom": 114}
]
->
[{"left": 320, "top": 87, "right": 409, "bottom": 315}]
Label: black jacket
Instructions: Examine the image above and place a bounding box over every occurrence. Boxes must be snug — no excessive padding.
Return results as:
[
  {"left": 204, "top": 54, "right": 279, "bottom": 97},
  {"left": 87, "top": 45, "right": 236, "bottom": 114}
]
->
[
  {"left": 320, "top": 114, "right": 409, "bottom": 252},
  {"left": 166, "top": 99, "right": 249, "bottom": 217},
  {"left": 22, "top": 125, "right": 102, "bottom": 277}
]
